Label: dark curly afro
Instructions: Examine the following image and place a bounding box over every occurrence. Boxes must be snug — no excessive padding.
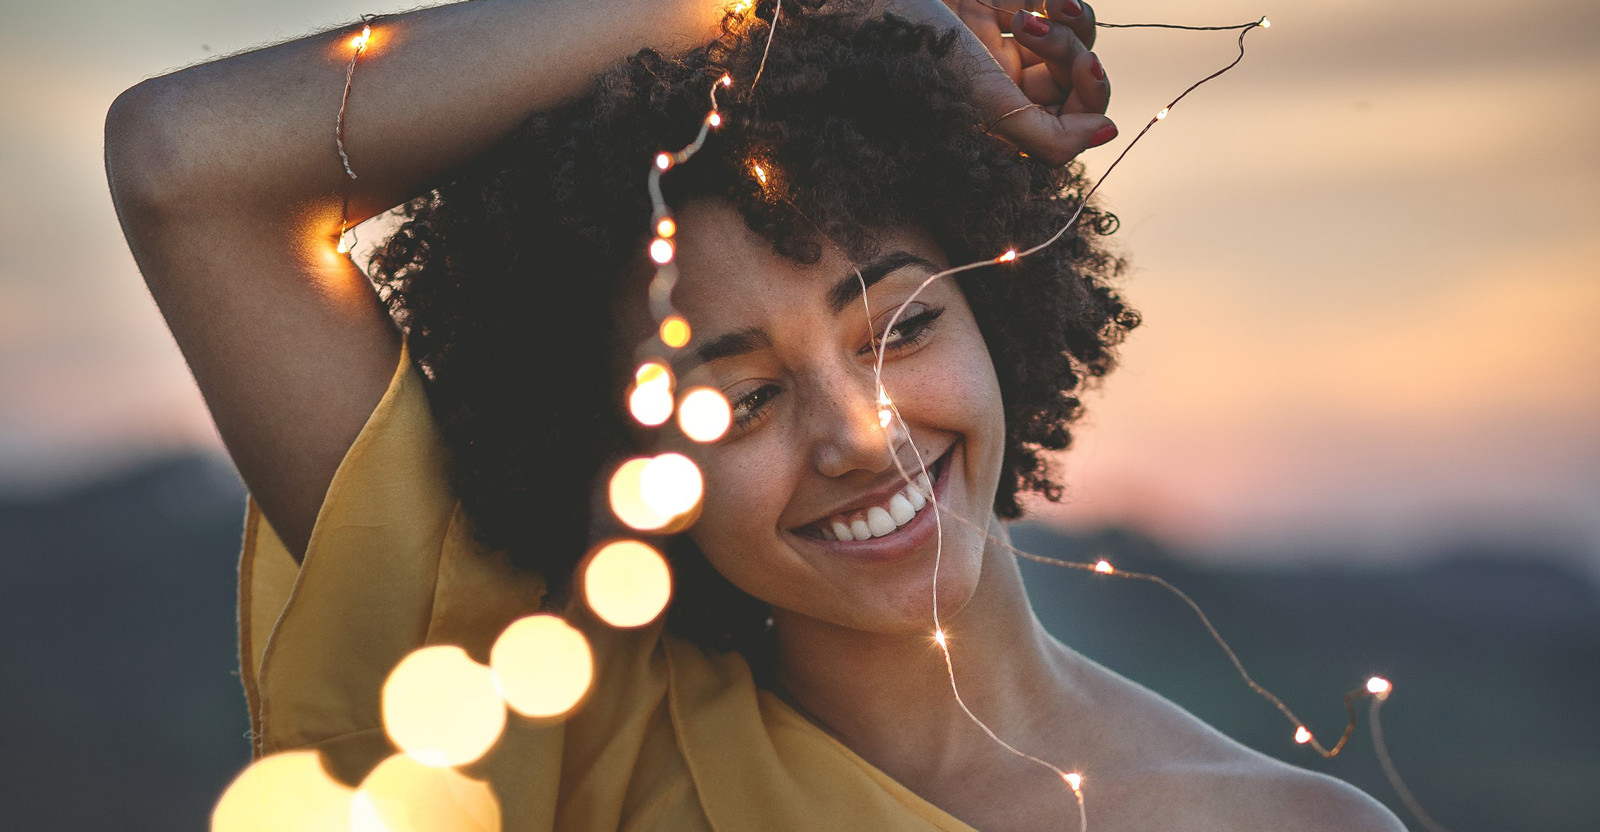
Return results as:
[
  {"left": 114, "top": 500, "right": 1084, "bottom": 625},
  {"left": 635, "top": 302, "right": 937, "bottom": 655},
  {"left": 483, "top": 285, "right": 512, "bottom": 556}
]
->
[{"left": 367, "top": 0, "right": 1138, "bottom": 659}]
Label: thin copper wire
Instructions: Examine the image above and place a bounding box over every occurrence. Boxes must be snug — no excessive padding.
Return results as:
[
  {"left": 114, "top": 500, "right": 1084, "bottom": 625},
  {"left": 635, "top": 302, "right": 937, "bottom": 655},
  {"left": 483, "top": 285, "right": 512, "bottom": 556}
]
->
[
  {"left": 1370, "top": 697, "right": 1454, "bottom": 832},
  {"left": 749, "top": 0, "right": 783, "bottom": 91},
  {"left": 334, "top": 14, "right": 378, "bottom": 250}
]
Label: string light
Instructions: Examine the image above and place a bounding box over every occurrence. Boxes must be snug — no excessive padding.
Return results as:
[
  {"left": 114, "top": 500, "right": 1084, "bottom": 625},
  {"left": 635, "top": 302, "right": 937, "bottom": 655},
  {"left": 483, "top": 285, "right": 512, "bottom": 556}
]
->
[
  {"left": 1294, "top": 725, "right": 1314, "bottom": 744},
  {"left": 380, "top": 645, "right": 506, "bottom": 768},
  {"left": 639, "top": 452, "right": 703, "bottom": 517},
  {"left": 609, "top": 456, "right": 673, "bottom": 530},
  {"left": 353, "top": 753, "right": 501, "bottom": 832},
  {"left": 997, "top": 249, "right": 1017, "bottom": 263},
  {"left": 211, "top": 751, "right": 353, "bottom": 832},
  {"left": 655, "top": 152, "right": 672, "bottom": 171},
  {"left": 1156, "top": 107, "right": 1169, "bottom": 120},
  {"left": 656, "top": 217, "right": 677, "bottom": 238},
  {"left": 491, "top": 615, "right": 594, "bottom": 718},
  {"left": 1367, "top": 676, "right": 1392, "bottom": 698},
  {"left": 1094, "top": 559, "right": 1114, "bottom": 574},
  {"left": 584, "top": 540, "right": 673, "bottom": 627},
  {"left": 678, "top": 387, "right": 733, "bottom": 442},
  {"left": 659, "top": 313, "right": 691, "bottom": 347},
  {"left": 649, "top": 237, "right": 675, "bottom": 264},
  {"left": 628, "top": 361, "right": 675, "bottom": 426},
  {"left": 751, "top": 163, "right": 768, "bottom": 185}
]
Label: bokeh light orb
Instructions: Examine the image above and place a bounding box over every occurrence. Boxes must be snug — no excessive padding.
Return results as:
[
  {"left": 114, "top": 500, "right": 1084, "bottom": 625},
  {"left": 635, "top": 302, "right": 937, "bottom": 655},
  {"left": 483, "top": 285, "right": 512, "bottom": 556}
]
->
[
  {"left": 659, "top": 315, "right": 691, "bottom": 348},
  {"left": 1293, "top": 725, "right": 1313, "bottom": 744},
  {"left": 490, "top": 615, "right": 594, "bottom": 718},
  {"left": 677, "top": 388, "right": 731, "bottom": 443},
  {"left": 609, "top": 457, "right": 672, "bottom": 530},
  {"left": 381, "top": 646, "right": 507, "bottom": 768},
  {"left": 628, "top": 361, "right": 675, "bottom": 426},
  {"left": 649, "top": 238, "right": 674, "bottom": 264},
  {"left": 352, "top": 753, "right": 501, "bottom": 832},
  {"left": 584, "top": 540, "right": 673, "bottom": 628},
  {"left": 212, "top": 751, "right": 353, "bottom": 832},
  {"left": 640, "top": 452, "right": 702, "bottom": 517}
]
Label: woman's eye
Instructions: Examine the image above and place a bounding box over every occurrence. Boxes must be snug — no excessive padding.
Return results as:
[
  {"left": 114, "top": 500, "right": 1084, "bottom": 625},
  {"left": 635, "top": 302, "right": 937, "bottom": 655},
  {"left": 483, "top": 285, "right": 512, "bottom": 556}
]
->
[
  {"left": 729, "top": 383, "right": 780, "bottom": 427},
  {"left": 867, "top": 306, "right": 945, "bottom": 355}
]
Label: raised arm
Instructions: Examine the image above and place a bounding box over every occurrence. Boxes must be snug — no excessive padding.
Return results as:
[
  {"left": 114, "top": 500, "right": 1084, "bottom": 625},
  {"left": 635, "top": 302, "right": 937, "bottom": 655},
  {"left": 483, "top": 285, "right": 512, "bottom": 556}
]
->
[{"left": 104, "top": 0, "right": 728, "bottom": 562}]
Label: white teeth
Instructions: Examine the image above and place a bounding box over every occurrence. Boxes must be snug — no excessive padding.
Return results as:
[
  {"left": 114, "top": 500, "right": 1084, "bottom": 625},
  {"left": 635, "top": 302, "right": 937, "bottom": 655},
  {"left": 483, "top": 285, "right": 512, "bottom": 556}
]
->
[
  {"left": 904, "top": 483, "right": 926, "bottom": 511},
  {"left": 830, "top": 520, "right": 854, "bottom": 542},
  {"left": 888, "top": 493, "right": 915, "bottom": 525},
  {"left": 866, "top": 506, "right": 896, "bottom": 537},
  {"left": 916, "top": 472, "right": 932, "bottom": 498},
  {"left": 820, "top": 524, "right": 836, "bottom": 541},
  {"left": 850, "top": 517, "right": 872, "bottom": 541}
]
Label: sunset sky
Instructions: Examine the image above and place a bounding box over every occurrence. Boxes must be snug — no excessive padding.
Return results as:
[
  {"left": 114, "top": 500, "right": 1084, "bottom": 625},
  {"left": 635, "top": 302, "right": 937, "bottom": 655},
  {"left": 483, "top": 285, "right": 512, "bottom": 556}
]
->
[{"left": 3, "top": 0, "right": 1596, "bottom": 571}]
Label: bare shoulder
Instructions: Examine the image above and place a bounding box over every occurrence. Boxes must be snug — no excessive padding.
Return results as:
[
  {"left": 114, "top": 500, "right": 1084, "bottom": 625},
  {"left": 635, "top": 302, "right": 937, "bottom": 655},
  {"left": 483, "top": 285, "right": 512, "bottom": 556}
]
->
[{"left": 1073, "top": 657, "right": 1406, "bottom": 832}]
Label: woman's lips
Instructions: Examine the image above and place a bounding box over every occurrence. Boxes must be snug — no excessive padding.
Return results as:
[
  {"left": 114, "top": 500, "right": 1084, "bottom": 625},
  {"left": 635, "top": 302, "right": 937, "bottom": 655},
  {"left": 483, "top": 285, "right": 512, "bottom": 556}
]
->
[{"left": 787, "top": 446, "right": 955, "bottom": 561}]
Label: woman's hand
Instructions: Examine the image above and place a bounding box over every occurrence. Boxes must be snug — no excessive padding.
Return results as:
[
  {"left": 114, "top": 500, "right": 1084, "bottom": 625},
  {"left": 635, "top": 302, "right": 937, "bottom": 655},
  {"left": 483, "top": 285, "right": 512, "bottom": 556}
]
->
[{"left": 893, "top": 0, "right": 1115, "bottom": 165}]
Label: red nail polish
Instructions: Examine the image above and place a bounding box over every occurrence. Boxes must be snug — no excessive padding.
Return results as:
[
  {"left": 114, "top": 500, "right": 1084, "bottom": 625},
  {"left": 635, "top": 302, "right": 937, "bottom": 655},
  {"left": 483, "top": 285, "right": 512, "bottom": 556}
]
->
[
  {"left": 1089, "top": 123, "right": 1117, "bottom": 147},
  {"left": 1022, "top": 16, "right": 1049, "bottom": 37},
  {"left": 1090, "top": 53, "right": 1104, "bottom": 81},
  {"left": 1062, "top": 0, "right": 1083, "bottom": 15}
]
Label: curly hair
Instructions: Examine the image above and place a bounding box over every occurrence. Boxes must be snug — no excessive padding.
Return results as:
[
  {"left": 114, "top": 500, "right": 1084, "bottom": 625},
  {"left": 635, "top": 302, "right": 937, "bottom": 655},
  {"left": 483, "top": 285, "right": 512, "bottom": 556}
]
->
[{"left": 367, "top": 0, "right": 1138, "bottom": 658}]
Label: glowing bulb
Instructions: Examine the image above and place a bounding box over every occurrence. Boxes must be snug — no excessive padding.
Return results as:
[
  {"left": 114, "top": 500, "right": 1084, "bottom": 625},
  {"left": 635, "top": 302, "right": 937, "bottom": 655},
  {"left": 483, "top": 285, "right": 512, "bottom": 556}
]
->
[
  {"left": 336, "top": 237, "right": 350, "bottom": 254},
  {"left": 354, "top": 753, "right": 501, "bottom": 832},
  {"left": 934, "top": 629, "right": 946, "bottom": 647},
  {"left": 1029, "top": 9, "right": 1046, "bottom": 17},
  {"left": 1294, "top": 726, "right": 1312, "bottom": 744},
  {"left": 212, "top": 751, "right": 353, "bottom": 832},
  {"left": 997, "top": 250, "right": 1017, "bottom": 262},
  {"left": 656, "top": 217, "right": 676, "bottom": 238},
  {"left": 720, "top": 74, "right": 733, "bottom": 87},
  {"left": 678, "top": 387, "right": 732, "bottom": 443},
  {"left": 1261, "top": 17, "right": 1271, "bottom": 28},
  {"left": 730, "top": 0, "right": 753, "bottom": 14},
  {"left": 1062, "top": 772, "right": 1083, "bottom": 792},
  {"left": 628, "top": 361, "right": 674, "bottom": 426},
  {"left": 879, "top": 407, "right": 892, "bottom": 429},
  {"left": 1156, "top": 107, "right": 1169, "bottom": 120},
  {"left": 381, "top": 645, "right": 506, "bottom": 768},
  {"left": 640, "top": 452, "right": 703, "bottom": 517},
  {"left": 584, "top": 540, "right": 673, "bottom": 628},
  {"left": 708, "top": 112, "right": 722, "bottom": 127},
  {"left": 659, "top": 315, "right": 691, "bottom": 348},
  {"left": 752, "top": 164, "right": 767, "bottom": 185},
  {"left": 610, "top": 457, "right": 672, "bottom": 530},
  {"left": 1367, "top": 676, "right": 1392, "bottom": 697},
  {"left": 1094, "top": 559, "right": 1114, "bottom": 574},
  {"left": 650, "top": 237, "right": 674, "bottom": 264},
  {"left": 492, "top": 614, "right": 594, "bottom": 717},
  {"left": 655, "top": 152, "right": 672, "bottom": 171},
  {"left": 351, "top": 27, "right": 370, "bottom": 50}
]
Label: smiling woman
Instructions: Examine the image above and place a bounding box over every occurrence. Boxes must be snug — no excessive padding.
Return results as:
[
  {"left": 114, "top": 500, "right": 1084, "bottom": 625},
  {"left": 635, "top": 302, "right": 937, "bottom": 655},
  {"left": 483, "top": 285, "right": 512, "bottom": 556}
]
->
[{"left": 105, "top": 0, "right": 1404, "bottom": 828}]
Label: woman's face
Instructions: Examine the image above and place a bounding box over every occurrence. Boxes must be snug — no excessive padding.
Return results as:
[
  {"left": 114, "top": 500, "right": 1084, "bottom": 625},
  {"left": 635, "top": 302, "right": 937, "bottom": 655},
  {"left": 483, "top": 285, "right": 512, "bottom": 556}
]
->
[{"left": 619, "top": 198, "right": 1007, "bottom": 636}]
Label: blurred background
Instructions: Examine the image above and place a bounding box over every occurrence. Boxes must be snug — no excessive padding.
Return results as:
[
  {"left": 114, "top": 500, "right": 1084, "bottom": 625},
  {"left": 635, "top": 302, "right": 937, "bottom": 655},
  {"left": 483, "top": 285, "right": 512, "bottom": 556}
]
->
[{"left": 1, "top": 0, "right": 1595, "bottom": 829}]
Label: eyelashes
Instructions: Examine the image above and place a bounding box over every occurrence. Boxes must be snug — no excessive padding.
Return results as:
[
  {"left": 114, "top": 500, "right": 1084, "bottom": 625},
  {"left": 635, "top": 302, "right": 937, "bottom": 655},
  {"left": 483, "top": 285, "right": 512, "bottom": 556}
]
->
[{"left": 726, "top": 305, "right": 947, "bottom": 430}]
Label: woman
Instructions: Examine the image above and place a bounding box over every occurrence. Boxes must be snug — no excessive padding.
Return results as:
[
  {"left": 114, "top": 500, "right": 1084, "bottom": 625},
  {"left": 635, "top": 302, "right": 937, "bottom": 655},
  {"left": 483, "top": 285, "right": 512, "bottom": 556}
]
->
[{"left": 106, "top": 0, "right": 1404, "bottom": 828}]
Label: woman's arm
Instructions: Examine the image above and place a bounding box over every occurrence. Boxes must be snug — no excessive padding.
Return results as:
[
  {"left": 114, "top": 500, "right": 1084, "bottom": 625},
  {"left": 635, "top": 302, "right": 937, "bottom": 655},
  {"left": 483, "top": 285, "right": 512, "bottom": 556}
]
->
[{"left": 104, "top": 0, "right": 727, "bottom": 562}]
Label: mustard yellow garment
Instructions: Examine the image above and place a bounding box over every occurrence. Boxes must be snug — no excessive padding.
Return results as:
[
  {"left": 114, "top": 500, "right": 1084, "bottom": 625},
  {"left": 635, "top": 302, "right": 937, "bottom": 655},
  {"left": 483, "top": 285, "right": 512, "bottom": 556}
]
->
[{"left": 238, "top": 336, "right": 980, "bottom": 831}]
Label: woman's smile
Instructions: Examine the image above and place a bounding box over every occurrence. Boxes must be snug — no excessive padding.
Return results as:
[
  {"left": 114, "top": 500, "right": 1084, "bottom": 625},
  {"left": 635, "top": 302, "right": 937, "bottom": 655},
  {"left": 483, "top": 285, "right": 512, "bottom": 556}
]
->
[{"left": 783, "top": 442, "right": 954, "bottom": 564}]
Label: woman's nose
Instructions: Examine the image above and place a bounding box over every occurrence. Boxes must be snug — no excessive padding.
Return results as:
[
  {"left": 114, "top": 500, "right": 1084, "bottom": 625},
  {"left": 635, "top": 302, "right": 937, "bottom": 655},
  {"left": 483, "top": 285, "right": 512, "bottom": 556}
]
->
[{"left": 805, "top": 370, "right": 899, "bottom": 479}]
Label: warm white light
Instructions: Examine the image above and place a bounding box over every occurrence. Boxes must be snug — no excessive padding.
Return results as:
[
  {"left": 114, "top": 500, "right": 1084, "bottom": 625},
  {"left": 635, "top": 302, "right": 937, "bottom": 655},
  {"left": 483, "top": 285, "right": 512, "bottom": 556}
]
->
[
  {"left": 1367, "top": 676, "right": 1392, "bottom": 697},
  {"left": 336, "top": 237, "right": 350, "bottom": 254},
  {"left": 584, "top": 540, "right": 673, "bottom": 628},
  {"left": 707, "top": 112, "right": 722, "bottom": 127},
  {"left": 752, "top": 164, "right": 767, "bottom": 185},
  {"left": 1062, "top": 772, "right": 1083, "bottom": 792},
  {"left": 878, "top": 407, "right": 892, "bottom": 429},
  {"left": 1294, "top": 726, "right": 1312, "bottom": 744},
  {"left": 678, "top": 387, "right": 732, "bottom": 442},
  {"left": 720, "top": 74, "right": 733, "bottom": 87},
  {"left": 933, "top": 629, "right": 946, "bottom": 647},
  {"left": 353, "top": 753, "right": 500, "bottom": 832},
  {"left": 655, "top": 152, "right": 672, "bottom": 170},
  {"left": 212, "top": 751, "right": 353, "bottom": 832},
  {"left": 628, "top": 361, "right": 674, "bottom": 426},
  {"left": 650, "top": 237, "right": 674, "bottom": 264},
  {"left": 381, "top": 646, "right": 506, "bottom": 768},
  {"left": 491, "top": 614, "right": 594, "bottom": 718},
  {"left": 659, "top": 315, "right": 691, "bottom": 348},
  {"left": 1094, "top": 560, "right": 1113, "bottom": 574},
  {"left": 1156, "top": 107, "right": 1169, "bottom": 120},
  {"left": 610, "top": 457, "right": 672, "bottom": 530},
  {"left": 1261, "top": 17, "right": 1271, "bottom": 28},
  {"left": 656, "top": 217, "right": 676, "bottom": 238},
  {"left": 640, "top": 452, "right": 703, "bottom": 517},
  {"left": 997, "top": 249, "right": 1017, "bottom": 262}
]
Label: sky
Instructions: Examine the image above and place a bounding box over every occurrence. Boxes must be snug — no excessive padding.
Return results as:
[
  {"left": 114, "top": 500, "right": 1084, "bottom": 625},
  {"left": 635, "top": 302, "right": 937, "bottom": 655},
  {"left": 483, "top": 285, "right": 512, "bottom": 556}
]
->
[{"left": 2, "top": 0, "right": 1596, "bottom": 571}]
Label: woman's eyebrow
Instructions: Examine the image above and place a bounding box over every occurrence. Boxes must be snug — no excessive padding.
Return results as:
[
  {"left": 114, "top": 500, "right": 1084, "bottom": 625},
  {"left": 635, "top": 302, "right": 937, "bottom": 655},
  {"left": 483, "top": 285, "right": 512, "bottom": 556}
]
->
[
  {"left": 825, "top": 250, "right": 941, "bottom": 314},
  {"left": 672, "top": 326, "right": 772, "bottom": 376}
]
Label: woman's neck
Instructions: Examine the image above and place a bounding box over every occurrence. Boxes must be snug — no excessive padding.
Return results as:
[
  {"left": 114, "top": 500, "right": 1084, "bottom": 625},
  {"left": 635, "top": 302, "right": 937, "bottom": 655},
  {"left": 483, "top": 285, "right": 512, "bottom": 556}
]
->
[{"left": 770, "top": 521, "right": 1083, "bottom": 789}]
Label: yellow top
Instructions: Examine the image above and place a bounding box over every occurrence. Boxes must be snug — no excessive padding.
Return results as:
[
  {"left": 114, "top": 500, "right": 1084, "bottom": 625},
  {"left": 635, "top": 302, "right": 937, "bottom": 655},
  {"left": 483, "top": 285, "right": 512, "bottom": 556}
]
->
[{"left": 238, "top": 336, "right": 980, "bottom": 831}]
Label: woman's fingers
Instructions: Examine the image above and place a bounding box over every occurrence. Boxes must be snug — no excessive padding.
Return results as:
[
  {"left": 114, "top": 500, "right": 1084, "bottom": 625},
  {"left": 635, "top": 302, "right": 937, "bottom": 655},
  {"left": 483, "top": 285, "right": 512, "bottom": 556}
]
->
[
  {"left": 1046, "top": 0, "right": 1096, "bottom": 51},
  {"left": 991, "top": 107, "right": 1116, "bottom": 166}
]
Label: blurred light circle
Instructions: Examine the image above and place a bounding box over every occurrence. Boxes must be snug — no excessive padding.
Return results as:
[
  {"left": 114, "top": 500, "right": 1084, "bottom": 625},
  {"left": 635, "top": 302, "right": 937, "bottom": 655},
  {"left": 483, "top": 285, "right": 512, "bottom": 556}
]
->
[
  {"left": 381, "top": 646, "right": 507, "bottom": 768},
  {"left": 640, "top": 453, "right": 702, "bottom": 517},
  {"left": 677, "top": 388, "right": 731, "bottom": 443},
  {"left": 352, "top": 753, "right": 501, "bottom": 832},
  {"left": 609, "top": 457, "right": 672, "bottom": 530},
  {"left": 212, "top": 751, "right": 353, "bottom": 832},
  {"left": 628, "top": 362, "right": 675, "bottom": 426},
  {"left": 584, "top": 540, "right": 673, "bottom": 628},
  {"left": 649, "top": 238, "right": 674, "bottom": 264},
  {"left": 490, "top": 615, "right": 594, "bottom": 718},
  {"left": 659, "top": 315, "right": 691, "bottom": 348}
]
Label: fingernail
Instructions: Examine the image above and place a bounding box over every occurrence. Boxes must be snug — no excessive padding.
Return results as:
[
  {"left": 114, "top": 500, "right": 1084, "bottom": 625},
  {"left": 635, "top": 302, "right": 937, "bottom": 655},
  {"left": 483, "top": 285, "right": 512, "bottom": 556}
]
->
[
  {"left": 1089, "top": 123, "right": 1117, "bottom": 147},
  {"left": 1061, "top": 0, "right": 1083, "bottom": 16},
  {"left": 1090, "top": 53, "right": 1104, "bottom": 81},
  {"left": 1022, "top": 16, "right": 1049, "bottom": 37}
]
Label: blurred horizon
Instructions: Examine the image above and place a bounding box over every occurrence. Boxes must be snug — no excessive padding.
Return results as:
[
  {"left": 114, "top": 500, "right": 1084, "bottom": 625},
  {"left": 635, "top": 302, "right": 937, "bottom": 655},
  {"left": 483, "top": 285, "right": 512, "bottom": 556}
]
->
[{"left": 3, "top": 0, "right": 1597, "bottom": 576}]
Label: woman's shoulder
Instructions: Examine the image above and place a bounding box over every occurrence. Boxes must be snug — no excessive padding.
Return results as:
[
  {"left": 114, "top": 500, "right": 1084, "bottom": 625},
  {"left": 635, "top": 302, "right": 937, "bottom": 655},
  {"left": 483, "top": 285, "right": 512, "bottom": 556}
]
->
[{"left": 1077, "top": 657, "right": 1405, "bottom": 832}]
